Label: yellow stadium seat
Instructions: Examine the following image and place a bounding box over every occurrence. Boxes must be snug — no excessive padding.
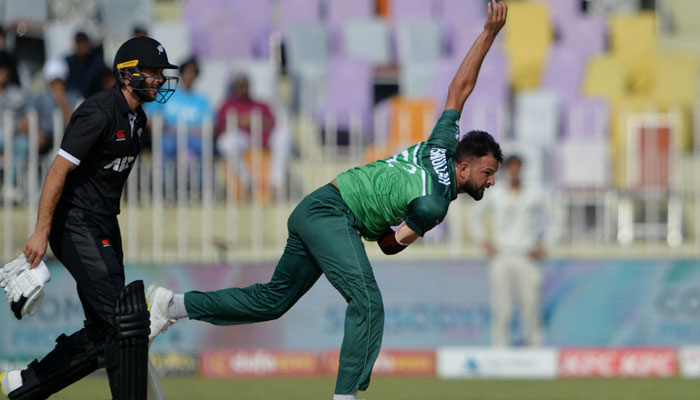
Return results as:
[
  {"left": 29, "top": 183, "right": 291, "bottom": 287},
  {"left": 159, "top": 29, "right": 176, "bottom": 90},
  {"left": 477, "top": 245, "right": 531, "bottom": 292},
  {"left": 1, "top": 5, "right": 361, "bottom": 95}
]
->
[
  {"left": 651, "top": 52, "right": 700, "bottom": 108},
  {"left": 583, "top": 54, "right": 626, "bottom": 102},
  {"left": 503, "top": 1, "right": 553, "bottom": 91},
  {"left": 609, "top": 11, "right": 657, "bottom": 95}
]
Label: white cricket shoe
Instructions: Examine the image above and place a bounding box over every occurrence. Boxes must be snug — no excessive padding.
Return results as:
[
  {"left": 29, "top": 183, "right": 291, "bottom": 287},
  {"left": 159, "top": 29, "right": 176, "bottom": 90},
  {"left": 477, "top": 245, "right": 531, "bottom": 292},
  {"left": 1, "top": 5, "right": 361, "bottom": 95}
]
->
[
  {"left": 1, "top": 370, "right": 22, "bottom": 398},
  {"left": 146, "top": 284, "right": 177, "bottom": 342}
]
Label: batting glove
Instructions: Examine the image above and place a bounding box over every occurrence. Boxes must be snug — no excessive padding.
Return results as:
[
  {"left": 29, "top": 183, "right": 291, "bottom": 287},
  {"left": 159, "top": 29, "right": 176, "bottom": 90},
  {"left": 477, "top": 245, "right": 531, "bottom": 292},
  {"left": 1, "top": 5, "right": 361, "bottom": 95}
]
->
[{"left": 3, "top": 261, "right": 51, "bottom": 319}]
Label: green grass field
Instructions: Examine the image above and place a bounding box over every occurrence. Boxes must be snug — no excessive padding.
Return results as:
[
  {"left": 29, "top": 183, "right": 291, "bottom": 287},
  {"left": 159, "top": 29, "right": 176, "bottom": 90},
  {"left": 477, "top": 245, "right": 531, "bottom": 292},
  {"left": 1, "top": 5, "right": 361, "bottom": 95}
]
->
[{"left": 51, "top": 376, "right": 700, "bottom": 400}]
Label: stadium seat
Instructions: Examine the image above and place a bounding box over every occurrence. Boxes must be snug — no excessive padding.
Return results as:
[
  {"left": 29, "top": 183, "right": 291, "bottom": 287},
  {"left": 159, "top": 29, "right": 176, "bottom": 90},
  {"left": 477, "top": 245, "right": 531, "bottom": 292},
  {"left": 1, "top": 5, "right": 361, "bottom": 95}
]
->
[
  {"left": 228, "top": 60, "right": 279, "bottom": 104},
  {"left": 541, "top": 44, "right": 587, "bottom": 106},
  {"left": 395, "top": 19, "right": 442, "bottom": 67},
  {"left": 434, "top": 0, "right": 484, "bottom": 55},
  {"left": 609, "top": 11, "right": 657, "bottom": 96},
  {"left": 537, "top": 0, "right": 580, "bottom": 37},
  {"left": 327, "top": 0, "right": 374, "bottom": 52},
  {"left": 450, "top": 20, "right": 504, "bottom": 60},
  {"left": 365, "top": 97, "right": 436, "bottom": 162},
  {"left": 184, "top": 0, "right": 272, "bottom": 59},
  {"left": 587, "top": 0, "right": 641, "bottom": 14},
  {"left": 194, "top": 61, "right": 231, "bottom": 109},
  {"left": 99, "top": 0, "right": 153, "bottom": 39},
  {"left": 555, "top": 139, "right": 610, "bottom": 189},
  {"left": 150, "top": 22, "right": 193, "bottom": 68},
  {"left": 390, "top": 0, "right": 435, "bottom": 21},
  {"left": 553, "top": 139, "right": 614, "bottom": 244},
  {"left": 460, "top": 99, "right": 510, "bottom": 144},
  {"left": 315, "top": 57, "right": 374, "bottom": 135},
  {"left": 285, "top": 22, "right": 329, "bottom": 114},
  {"left": 400, "top": 62, "right": 438, "bottom": 99},
  {"left": 651, "top": 52, "right": 700, "bottom": 109},
  {"left": 285, "top": 22, "right": 329, "bottom": 73},
  {"left": 513, "top": 90, "right": 561, "bottom": 147},
  {"left": 562, "top": 98, "right": 609, "bottom": 141},
  {"left": 277, "top": 0, "right": 322, "bottom": 33},
  {"left": 582, "top": 54, "right": 626, "bottom": 103},
  {"left": 503, "top": 1, "right": 553, "bottom": 91},
  {"left": 558, "top": 15, "right": 607, "bottom": 57},
  {"left": 191, "top": 24, "right": 252, "bottom": 61},
  {"left": 341, "top": 18, "right": 392, "bottom": 66}
]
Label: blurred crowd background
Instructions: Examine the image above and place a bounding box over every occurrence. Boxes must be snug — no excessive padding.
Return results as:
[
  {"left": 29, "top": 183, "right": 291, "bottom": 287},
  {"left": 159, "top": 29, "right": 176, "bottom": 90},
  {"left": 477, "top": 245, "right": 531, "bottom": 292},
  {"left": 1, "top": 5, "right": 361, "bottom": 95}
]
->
[{"left": 0, "top": 0, "right": 698, "bottom": 263}]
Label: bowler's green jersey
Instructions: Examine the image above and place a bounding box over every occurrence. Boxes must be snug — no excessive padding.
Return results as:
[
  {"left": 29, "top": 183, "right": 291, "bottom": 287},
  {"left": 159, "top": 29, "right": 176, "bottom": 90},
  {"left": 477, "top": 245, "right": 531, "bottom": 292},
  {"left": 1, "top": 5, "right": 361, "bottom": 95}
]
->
[{"left": 336, "top": 109, "right": 461, "bottom": 241}]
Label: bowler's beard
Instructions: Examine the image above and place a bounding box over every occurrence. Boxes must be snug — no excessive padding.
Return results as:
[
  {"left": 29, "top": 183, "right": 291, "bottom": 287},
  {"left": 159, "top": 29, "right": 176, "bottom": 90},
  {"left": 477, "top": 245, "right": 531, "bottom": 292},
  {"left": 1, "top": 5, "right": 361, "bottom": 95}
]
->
[{"left": 463, "top": 179, "right": 484, "bottom": 200}]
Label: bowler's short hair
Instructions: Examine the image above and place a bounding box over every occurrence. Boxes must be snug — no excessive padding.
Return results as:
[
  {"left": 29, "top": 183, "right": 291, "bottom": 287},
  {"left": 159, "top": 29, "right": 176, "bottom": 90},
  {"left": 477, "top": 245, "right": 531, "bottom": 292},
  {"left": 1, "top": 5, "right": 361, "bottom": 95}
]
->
[{"left": 454, "top": 130, "right": 503, "bottom": 164}]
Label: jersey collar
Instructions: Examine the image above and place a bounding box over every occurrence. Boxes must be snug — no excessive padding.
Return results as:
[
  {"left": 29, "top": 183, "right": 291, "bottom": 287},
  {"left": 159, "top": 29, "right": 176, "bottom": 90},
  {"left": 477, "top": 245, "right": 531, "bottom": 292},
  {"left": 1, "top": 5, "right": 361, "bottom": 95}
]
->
[{"left": 448, "top": 161, "right": 458, "bottom": 200}]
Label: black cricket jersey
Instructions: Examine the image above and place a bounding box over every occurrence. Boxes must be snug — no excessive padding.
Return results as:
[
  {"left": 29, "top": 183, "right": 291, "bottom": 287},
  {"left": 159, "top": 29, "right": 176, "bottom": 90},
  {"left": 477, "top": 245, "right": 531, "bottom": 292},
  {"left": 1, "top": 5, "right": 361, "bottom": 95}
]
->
[{"left": 57, "top": 85, "right": 146, "bottom": 216}]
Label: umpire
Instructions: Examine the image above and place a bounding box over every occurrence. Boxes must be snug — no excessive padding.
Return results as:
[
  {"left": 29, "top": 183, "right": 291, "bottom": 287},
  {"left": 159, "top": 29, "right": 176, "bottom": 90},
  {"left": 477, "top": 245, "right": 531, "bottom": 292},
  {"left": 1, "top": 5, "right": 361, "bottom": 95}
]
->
[{"left": 1, "top": 37, "right": 178, "bottom": 400}]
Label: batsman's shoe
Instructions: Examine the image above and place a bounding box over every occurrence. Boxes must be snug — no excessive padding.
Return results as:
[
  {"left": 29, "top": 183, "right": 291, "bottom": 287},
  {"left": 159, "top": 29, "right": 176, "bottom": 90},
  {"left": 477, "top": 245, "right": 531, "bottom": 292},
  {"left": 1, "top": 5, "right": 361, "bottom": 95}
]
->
[
  {"left": 146, "top": 284, "right": 176, "bottom": 342},
  {"left": 1, "top": 369, "right": 22, "bottom": 398}
]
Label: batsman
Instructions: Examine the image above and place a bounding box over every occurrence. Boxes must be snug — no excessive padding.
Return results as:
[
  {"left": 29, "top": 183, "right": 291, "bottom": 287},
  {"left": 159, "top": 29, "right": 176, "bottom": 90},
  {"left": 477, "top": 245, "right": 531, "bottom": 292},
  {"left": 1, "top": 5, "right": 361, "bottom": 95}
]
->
[{"left": 1, "top": 36, "right": 178, "bottom": 399}]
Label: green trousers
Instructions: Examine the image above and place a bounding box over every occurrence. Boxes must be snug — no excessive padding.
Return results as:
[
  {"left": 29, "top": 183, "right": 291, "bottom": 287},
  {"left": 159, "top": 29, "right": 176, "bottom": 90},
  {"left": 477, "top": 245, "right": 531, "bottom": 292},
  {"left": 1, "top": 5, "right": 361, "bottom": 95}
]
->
[{"left": 185, "top": 183, "right": 384, "bottom": 394}]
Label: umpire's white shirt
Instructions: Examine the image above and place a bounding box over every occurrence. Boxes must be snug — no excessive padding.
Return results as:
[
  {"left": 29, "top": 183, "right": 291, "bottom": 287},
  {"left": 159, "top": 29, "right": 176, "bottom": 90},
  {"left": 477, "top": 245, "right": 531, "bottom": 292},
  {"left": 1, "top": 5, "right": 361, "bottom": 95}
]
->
[{"left": 469, "top": 185, "right": 548, "bottom": 255}]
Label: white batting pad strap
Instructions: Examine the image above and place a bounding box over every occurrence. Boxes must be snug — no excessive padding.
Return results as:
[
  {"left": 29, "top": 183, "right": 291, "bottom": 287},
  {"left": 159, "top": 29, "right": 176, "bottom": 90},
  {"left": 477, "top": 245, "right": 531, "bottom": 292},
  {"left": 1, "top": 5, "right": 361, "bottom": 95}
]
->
[{"left": 58, "top": 149, "right": 81, "bottom": 166}]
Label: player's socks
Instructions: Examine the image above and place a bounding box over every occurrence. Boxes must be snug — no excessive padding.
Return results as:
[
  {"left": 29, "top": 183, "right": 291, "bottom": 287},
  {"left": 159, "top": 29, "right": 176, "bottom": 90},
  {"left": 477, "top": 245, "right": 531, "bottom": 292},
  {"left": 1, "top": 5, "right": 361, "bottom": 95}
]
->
[
  {"left": 1, "top": 369, "right": 22, "bottom": 397},
  {"left": 333, "top": 391, "right": 358, "bottom": 400},
  {"left": 168, "top": 294, "right": 188, "bottom": 319}
]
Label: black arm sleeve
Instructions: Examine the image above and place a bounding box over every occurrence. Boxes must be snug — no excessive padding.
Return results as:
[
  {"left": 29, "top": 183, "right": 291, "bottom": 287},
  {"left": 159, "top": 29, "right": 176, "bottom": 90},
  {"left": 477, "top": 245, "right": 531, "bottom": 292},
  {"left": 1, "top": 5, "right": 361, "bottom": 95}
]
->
[{"left": 404, "top": 196, "right": 450, "bottom": 237}]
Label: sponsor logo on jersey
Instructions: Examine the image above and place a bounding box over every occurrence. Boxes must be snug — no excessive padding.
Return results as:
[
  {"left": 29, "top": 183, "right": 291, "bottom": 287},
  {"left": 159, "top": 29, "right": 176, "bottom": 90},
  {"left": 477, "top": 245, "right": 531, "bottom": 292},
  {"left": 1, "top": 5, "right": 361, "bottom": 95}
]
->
[
  {"left": 430, "top": 148, "right": 451, "bottom": 186},
  {"left": 104, "top": 156, "right": 136, "bottom": 172},
  {"left": 116, "top": 129, "right": 126, "bottom": 141}
]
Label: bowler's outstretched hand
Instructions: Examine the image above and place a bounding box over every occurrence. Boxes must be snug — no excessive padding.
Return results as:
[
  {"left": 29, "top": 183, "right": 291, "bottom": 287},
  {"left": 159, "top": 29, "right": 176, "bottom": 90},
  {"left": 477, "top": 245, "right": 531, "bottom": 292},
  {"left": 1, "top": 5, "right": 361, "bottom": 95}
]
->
[{"left": 485, "top": 0, "right": 507, "bottom": 37}]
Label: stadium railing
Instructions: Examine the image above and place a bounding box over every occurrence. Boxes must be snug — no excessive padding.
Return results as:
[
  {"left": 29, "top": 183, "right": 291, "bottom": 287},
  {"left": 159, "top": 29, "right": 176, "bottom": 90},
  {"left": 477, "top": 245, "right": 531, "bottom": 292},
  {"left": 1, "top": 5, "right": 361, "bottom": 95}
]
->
[{"left": 1, "top": 106, "right": 699, "bottom": 263}]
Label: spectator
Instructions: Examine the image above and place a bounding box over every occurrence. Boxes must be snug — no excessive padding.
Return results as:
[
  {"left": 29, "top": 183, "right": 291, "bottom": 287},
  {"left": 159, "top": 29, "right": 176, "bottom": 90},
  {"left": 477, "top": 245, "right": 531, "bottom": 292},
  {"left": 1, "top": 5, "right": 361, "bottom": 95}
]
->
[
  {"left": 144, "top": 56, "right": 212, "bottom": 158},
  {"left": 215, "top": 74, "right": 276, "bottom": 187},
  {"left": 65, "top": 31, "right": 106, "bottom": 99},
  {"left": 28, "top": 58, "right": 83, "bottom": 154},
  {"left": 469, "top": 155, "right": 549, "bottom": 347}
]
